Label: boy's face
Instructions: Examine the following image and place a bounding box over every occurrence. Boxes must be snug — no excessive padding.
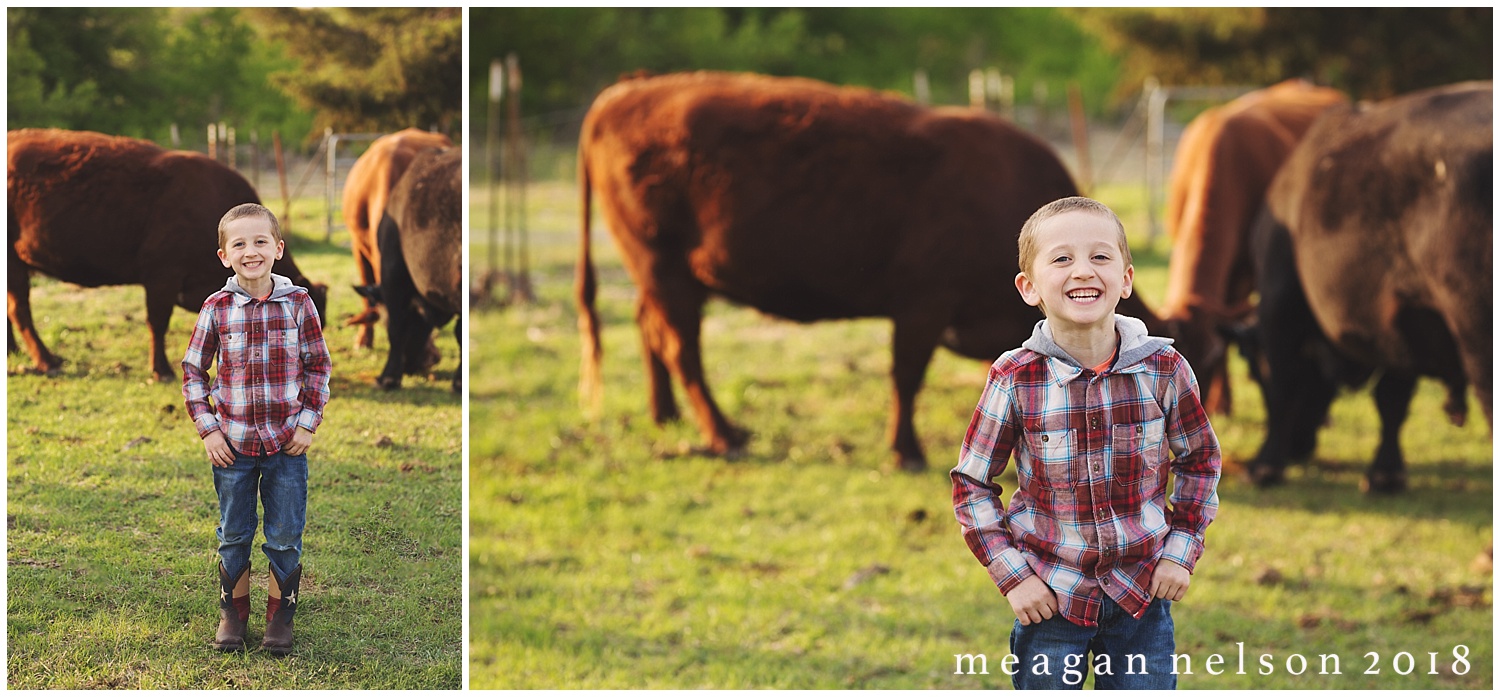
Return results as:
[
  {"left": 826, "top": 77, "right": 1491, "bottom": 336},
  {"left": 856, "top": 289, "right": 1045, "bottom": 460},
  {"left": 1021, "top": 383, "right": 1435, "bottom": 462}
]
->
[
  {"left": 218, "top": 215, "right": 284, "bottom": 286},
  {"left": 1015, "top": 210, "right": 1134, "bottom": 333}
]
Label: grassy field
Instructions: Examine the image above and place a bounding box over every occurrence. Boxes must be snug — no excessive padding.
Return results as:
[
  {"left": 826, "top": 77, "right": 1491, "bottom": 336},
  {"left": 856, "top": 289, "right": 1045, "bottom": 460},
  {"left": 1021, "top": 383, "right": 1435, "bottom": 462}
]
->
[
  {"left": 468, "top": 181, "right": 1492, "bottom": 689},
  {"left": 7, "top": 201, "right": 463, "bottom": 688}
]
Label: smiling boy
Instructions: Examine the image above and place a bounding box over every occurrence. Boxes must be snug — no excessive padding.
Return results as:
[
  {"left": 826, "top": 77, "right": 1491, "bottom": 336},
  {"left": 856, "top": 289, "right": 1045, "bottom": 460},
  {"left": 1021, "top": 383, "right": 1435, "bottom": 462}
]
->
[
  {"left": 183, "top": 203, "right": 331, "bottom": 655},
  {"left": 951, "top": 197, "right": 1220, "bottom": 689}
]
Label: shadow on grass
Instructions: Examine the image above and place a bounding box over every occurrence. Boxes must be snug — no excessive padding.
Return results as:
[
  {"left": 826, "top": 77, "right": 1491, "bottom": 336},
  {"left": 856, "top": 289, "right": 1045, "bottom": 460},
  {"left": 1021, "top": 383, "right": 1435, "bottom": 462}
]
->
[
  {"left": 328, "top": 372, "right": 462, "bottom": 407},
  {"left": 1219, "top": 460, "right": 1491, "bottom": 529}
]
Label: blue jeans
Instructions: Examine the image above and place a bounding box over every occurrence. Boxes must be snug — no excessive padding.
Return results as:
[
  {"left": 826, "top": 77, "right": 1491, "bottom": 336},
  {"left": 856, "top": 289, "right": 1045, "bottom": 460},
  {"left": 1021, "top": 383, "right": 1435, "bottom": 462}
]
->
[
  {"left": 1010, "top": 597, "right": 1176, "bottom": 690},
  {"left": 213, "top": 448, "right": 307, "bottom": 580}
]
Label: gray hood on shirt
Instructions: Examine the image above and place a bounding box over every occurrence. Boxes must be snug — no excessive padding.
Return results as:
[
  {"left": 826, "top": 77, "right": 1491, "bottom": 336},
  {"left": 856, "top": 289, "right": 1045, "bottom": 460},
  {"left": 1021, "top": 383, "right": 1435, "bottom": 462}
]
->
[
  {"left": 1021, "top": 315, "right": 1173, "bottom": 372},
  {"left": 222, "top": 273, "right": 302, "bottom": 302}
]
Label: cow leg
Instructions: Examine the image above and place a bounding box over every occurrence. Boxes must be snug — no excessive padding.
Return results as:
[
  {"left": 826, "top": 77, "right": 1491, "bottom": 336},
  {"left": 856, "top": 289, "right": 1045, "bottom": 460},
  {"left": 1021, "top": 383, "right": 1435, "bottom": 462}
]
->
[
  {"left": 378, "top": 294, "right": 415, "bottom": 389},
  {"left": 1441, "top": 375, "right": 1470, "bottom": 428},
  {"left": 889, "top": 313, "right": 944, "bottom": 472},
  {"left": 450, "top": 316, "right": 462, "bottom": 394},
  {"left": 144, "top": 282, "right": 178, "bottom": 382},
  {"left": 637, "top": 276, "right": 746, "bottom": 454},
  {"left": 7, "top": 254, "right": 63, "bottom": 374},
  {"left": 350, "top": 253, "right": 380, "bottom": 349},
  {"left": 378, "top": 285, "right": 429, "bottom": 390},
  {"left": 1205, "top": 367, "right": 1233, "bottom": 416},
  {"left": 1363, "top": 371, "right": 1416, "bottom": 494},
  {"left": 636, "top": 297, "right": 680, "bottom": 424}
]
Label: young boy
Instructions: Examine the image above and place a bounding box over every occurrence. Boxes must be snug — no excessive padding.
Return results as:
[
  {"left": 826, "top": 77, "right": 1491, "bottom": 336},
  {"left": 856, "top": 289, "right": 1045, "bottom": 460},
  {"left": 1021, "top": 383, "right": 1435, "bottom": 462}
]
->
[
  {"left": 951, "top": 196, "right": 1220, "bottom": 689},
  {"left": 183, "top": 203, "right": 332, "bottom": 655}
]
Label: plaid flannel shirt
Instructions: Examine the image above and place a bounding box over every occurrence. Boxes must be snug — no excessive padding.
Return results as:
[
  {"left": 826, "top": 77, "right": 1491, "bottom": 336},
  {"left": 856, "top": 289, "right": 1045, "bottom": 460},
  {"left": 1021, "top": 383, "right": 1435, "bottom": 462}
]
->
[
  {"left": 952, "top": 316, "right": 1220, "bottom": 627},
  {"left": 183, "top": 274, "right": 331, "bottom": 456}
]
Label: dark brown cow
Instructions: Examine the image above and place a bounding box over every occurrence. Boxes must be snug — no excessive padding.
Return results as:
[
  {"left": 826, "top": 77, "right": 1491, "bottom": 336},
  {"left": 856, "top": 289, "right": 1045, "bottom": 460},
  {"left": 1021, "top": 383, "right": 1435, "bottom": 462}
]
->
[
  {"left": 341, "top": 127, "right": 454, "bottom": 349},
  {"left": 1245, "top": 81, "right": 1492, "bottom": 493},
  {"left": 8, "top": 128, "right": 328, "bottom": 381},
  {"left": 355, "top": 147, "right": 462, "bottom": 392},
  {"left": 576, "top": 71, "right": 1164, "bottom": 470},
  {"left": 1160, "top": 79, "right": 1347, "bottom": 415}
]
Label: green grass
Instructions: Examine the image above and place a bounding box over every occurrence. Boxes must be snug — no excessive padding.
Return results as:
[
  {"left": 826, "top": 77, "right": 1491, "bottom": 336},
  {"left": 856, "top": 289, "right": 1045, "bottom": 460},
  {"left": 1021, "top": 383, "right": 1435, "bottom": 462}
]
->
[
  {"left": 468, "top": 180, "right": 1491, "bottom": 689},
  {"left": 7, "top": 200, "right": 463, "bottom": 689}
]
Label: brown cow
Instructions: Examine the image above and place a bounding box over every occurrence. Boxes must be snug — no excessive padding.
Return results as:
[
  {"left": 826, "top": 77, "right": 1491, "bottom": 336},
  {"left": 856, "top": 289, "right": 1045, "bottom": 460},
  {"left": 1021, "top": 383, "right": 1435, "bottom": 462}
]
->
[
  {"left": 1160, "top": 79, "right": 1347, "bottom": 415},
  {"left": 8, "top": 128, "right": 328, "bottom": 381},
  {"left": 341, "top": 127, "right": 453, "bottom": 349},
  {"left": 577, "top": 71, "right": 1164, "bottom": 471},
  {"left": 1245, "top": 81, "right": 1492, "bottom": 493},
  {"left": 354, "top": 147, "right": 462, "bottom": 392}
]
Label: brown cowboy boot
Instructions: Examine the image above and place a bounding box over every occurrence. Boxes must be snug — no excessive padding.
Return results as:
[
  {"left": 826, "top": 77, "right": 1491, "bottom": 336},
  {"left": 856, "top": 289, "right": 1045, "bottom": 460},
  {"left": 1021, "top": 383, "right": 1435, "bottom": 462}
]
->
[
  {"left": 262, "top": 564, "right": 301, "bottom": 656},
  {"left": 214, "top": 562, "right": 250, "bottom": 651}
]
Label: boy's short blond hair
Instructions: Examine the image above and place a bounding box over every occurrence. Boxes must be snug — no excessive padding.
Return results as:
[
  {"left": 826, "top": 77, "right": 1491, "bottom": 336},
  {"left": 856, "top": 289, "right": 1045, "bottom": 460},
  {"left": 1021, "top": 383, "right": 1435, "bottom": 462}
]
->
[
  {"left": 1017, "top": 196, "right": 1131, "bottom": 274},
  {"left": 217, "top": 203, "right": 282, "bottom": 250}
]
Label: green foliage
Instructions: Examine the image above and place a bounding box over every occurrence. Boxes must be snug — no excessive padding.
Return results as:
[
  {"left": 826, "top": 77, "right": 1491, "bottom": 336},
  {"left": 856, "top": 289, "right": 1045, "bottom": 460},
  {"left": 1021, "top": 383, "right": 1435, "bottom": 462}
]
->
[
  {"left": 1072, "top": 7, "right": 1492, "bottom": 99},
  {"left": 467, "top": 181, "right": 1491, "bottom": 688},
  {"left": 7, "top": 8, "right": 314, "bottom": 145},
  {"left": 468, "top": 8, "right": 1119, "bottom": 120},
  {"left": 8, "top": 8, "right": 165, "bottom": 135},
  {"left": 471, "top": 6, "right": 1490, "bottom": 130},
  {"left": 248, "top": 8, "right": 462, "bottom": 138},
  {"left": 7, "top": 203, "right": 462, "bottom": 689}
]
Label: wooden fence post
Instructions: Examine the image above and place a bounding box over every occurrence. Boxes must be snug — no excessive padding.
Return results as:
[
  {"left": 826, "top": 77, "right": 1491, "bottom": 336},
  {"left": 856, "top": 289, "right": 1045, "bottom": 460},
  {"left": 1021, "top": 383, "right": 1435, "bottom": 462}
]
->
[
  {"left": 1068, "top": 83, "right": 1093, "bottom": 195},
  {"left": 505, "top": 52, "right": 534, "bottom": 303},
  {"left": 273, "top": 131, "right": 290, "bottom": 228}
]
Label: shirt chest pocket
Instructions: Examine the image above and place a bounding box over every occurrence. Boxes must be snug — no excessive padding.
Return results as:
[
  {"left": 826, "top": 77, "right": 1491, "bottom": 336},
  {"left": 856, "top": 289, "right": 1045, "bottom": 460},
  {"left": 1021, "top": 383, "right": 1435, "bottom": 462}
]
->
[
  {"left": 1021, "top": 428, "right": 1076, "bottom": 491},
  {"left": 270, "top": 327, "right": 299, "bottom": 362},
  {"left": 1111, "top": 417, "right": 1167, "bottom": 483},
  {"left": 219, "top": 332, "right": 249, "bottom": 369}
]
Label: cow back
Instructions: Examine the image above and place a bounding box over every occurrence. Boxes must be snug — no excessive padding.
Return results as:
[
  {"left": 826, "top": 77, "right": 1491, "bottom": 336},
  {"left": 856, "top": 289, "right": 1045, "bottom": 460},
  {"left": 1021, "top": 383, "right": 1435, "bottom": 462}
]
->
[
  {"left": 342, "top": 128, "right": 455, "bottom": 270},
  {"left": 581, "top": 71, "right": 1080, "bottom": 345},
  {"left": 1268, "top": 81, "right": 1492, "bottom": 379},
  {"left": 9, "top": 128, "right": 324, "bottom": 317},
  {"left": 387, "top": 146, "right": 462, "bottom": 316},
  {"left": 1161, "top": 80, "right": 1347, "bottom": 322}
]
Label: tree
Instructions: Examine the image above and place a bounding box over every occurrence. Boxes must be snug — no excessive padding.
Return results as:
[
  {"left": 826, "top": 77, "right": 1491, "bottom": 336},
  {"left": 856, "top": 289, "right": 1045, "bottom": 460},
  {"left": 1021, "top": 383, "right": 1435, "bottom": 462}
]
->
[
  {"left": 7, "top": 8, "right": 167, "bottom": 135},
  {"left": 467, "top": 8, "right": 1119, "bottom": 123},
  {"left": 1071, "top": 7, "right": 1492, "bottom": 99},
  {"left": 247, "top": 8, "right": 462, "bottom": 140},
  {"left": 8, "top": 8, "right": 314, "bottom": 146}
]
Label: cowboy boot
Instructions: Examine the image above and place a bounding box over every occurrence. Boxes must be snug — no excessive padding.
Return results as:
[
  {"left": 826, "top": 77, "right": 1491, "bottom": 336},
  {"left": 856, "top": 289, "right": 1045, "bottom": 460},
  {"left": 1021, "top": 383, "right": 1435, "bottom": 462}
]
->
[
  {"left": 262, "top": 564, "right": 301, "bottom": 656},
  {"left": 214, "top": 562, "right": 250, "bottom": 651}
]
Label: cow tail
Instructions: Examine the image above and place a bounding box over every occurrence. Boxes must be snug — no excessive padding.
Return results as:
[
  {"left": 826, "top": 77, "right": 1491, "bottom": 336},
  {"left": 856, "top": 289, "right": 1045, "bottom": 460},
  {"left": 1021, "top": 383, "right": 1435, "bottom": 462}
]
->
[{"left": 576, "top": 146, "right": 604, "bottom": 417}]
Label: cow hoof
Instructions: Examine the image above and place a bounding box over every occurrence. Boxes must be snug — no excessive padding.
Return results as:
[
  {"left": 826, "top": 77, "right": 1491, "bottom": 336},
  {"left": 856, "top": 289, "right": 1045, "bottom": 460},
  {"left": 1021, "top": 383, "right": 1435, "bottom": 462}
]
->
[
  {"left": 1360, "top": 471, "right": 1408, "bottom": 495},
  {"left": 893, "top": 454, "right": 929, "bottom": 473},
  {"left": 151, "top": 371, "right": 175, "bottom": 383},
  {"left": 1246, "top": 461, "right": 1285, "bottom": 488},
  {"left": 377, "top": 376, "right": 402, "bottom": 390}
]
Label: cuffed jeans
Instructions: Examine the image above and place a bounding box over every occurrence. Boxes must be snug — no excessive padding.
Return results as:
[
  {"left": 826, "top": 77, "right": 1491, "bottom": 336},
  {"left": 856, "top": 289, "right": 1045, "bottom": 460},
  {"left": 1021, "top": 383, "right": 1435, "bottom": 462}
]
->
[
  {"left": 1010, "top": 597, "right": 1176, "bottom": 690},
  {"left": 214, "top": 448, "right": 307, "bottom": 581}
]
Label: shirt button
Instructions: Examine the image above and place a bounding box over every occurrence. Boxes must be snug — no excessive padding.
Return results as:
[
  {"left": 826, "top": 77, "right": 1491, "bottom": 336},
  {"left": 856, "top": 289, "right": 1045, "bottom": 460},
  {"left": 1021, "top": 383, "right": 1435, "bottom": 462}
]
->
[{"left": 1101, "top": 578, "right": 1109, "bottom": 586}]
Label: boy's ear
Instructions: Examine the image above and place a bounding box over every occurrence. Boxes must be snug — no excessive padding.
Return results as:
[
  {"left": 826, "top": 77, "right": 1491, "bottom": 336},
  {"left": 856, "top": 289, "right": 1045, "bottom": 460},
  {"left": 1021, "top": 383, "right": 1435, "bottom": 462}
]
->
[
  {"left": 1014, "top": 271, "right": 1041, "bottom": 308},
  {"left": 217, "top": 248, "right": 232, "bottom": 269},
  {"left": 275, "top": 239, "right": 285, "bottom": 260},
  {"left": 1121, "top": 264, "right": 1135, "bottom": 299}
]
